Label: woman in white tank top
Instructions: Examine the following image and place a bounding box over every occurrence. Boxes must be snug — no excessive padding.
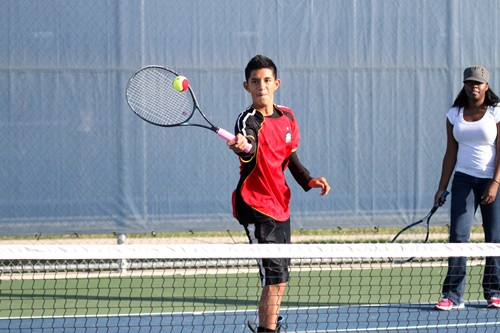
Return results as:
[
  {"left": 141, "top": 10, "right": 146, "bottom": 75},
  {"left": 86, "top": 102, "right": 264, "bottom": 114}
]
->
[{"left": 434, "top": 66, "right": 500, "bottom": 311}]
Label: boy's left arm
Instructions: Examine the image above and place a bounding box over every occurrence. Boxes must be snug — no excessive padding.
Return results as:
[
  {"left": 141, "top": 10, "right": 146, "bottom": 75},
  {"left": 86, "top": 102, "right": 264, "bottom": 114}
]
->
[{"left": 288, "top": 152, "right": 330, "bottom": 195}]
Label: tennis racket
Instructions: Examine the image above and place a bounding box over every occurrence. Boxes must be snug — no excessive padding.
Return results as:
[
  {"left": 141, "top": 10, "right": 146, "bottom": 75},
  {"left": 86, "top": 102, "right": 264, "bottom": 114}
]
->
[
  {"left": 126, "top": 65, "right": 251, "bottom": 153},
  {"left": 391, "top": 190, "right": 449, "bottom": 263}
]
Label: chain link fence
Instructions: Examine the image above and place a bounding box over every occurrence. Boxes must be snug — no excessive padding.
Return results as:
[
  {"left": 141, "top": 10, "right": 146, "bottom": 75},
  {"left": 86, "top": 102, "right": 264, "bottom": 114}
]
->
[{"left": 1, "top": 0, "right": 499, "bottom": 236}]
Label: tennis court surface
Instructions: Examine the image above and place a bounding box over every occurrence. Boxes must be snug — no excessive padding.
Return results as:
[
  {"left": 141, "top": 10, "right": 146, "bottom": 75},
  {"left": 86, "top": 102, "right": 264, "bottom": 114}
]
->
[{"left": 1, "top": 243, "right": 499, "bottom": 332}]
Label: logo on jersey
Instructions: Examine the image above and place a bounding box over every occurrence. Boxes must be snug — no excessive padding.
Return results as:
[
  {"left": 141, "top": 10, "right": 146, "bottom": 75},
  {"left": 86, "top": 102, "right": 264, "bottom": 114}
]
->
[{"left": 285, "top": 132, "right": 292, "bottom": 143}]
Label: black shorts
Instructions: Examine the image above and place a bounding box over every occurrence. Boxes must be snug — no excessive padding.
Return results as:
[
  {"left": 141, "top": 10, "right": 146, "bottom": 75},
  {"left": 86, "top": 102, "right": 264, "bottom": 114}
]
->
[{"left": 243, "top": 219, "right": 291, "bottom": 286}]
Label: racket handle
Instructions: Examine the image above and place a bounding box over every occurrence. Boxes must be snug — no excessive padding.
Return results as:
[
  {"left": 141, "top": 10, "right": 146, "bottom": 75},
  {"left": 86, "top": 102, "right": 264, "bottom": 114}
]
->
[
  {"left": 436, "top": 190, "right": 449, "bottom": 207},
  {"left": 431, "top": 190, "right": 450, "bottom": 213},
  {"left": 217, "top": 128, "right": 252, "bottom": 153}
]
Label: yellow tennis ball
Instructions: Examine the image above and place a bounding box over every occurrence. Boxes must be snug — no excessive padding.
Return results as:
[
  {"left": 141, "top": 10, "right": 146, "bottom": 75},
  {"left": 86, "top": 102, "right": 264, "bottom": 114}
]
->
[{"left": 172, "top": 75, "right": 189, "bottom": 92}]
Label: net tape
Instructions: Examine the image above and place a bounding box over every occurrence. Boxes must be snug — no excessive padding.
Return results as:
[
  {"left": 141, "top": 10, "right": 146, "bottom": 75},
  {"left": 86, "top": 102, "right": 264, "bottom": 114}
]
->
[{"left": 1, "top": 243, "right": 499, "bottom": 260}]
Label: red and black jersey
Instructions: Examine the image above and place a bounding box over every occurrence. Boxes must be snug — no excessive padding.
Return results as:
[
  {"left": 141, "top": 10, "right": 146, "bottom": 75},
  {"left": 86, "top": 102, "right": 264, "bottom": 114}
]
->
[{"left": 232, "top": 104, "right": 312, "bottom": 224}]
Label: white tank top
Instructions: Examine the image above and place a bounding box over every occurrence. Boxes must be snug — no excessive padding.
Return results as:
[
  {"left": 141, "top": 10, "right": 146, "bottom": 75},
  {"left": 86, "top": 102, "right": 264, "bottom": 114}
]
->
[{"left": 447, "top": 106, "right": 500, "bottom": 178}]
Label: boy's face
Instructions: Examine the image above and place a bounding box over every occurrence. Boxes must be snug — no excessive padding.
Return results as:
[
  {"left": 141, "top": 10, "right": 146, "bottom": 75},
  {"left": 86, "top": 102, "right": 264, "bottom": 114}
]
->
[{"left": 243, "top": 68, "right": 280, "bottom": 109}]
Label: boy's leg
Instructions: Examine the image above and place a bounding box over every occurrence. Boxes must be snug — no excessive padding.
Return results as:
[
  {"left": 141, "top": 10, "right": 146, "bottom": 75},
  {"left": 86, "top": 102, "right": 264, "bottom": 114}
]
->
[
  {"left": 259, "top": 282, "right": 286, "bottom": 331},
  {"left": 244, "top": 219, "right": 291, "bottom": 332}
]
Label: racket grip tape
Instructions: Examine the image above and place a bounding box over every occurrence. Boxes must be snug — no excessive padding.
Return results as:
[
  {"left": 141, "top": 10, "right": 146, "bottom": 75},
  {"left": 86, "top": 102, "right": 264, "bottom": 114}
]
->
[
  {"left": 438, "top": 190, "right": 449, "bottom": 205},
  {"left": 431, "top": 190, "right": 450, "bottom": 213},
  {"left": 217, "top": 128, "right": 252, "bottom": 153}
]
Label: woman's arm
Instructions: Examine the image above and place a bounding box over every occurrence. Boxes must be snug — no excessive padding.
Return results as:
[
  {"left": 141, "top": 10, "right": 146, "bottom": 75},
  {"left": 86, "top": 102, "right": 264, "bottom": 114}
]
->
[{"left": 435, "top": 120, "right": 457, "bottom": 205}]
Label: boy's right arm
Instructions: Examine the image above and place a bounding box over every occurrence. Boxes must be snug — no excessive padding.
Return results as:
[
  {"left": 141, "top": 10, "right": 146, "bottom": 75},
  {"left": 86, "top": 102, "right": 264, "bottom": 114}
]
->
[
  {"left": 229, "top": 111, "right": 257, "bottom": 155},
  {"left": 228, "top": 133, "right": 254, "bottom": 154}
]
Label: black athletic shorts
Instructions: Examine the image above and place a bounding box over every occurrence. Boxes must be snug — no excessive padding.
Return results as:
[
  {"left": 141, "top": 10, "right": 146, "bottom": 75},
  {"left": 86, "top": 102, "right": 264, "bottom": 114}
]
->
[{"left": 243, "top": 219, "right": 291, "bottom": 286}]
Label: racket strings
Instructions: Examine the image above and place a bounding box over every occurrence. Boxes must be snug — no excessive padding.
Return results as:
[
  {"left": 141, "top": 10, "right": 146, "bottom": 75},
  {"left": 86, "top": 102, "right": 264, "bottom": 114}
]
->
[{"left": 127, "top": 67, "right": 195, "bottom": 126}]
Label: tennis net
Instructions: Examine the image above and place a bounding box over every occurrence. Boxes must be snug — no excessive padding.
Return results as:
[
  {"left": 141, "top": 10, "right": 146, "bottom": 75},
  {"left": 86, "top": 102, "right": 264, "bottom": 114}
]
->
[{"left": 1, "top": 243, "right": 499, "bottom": 332}]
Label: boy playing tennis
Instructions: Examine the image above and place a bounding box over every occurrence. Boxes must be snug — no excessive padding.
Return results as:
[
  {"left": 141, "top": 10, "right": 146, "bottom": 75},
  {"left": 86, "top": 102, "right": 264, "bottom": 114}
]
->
[{"left": 228, "top": 55, "right": 330, "bottom": 332}]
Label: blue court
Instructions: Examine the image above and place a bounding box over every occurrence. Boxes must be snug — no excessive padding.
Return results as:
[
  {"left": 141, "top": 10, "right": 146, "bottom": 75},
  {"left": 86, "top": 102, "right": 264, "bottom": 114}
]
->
[{"left": 2, "top": 303, "right": 499, "bottom": 332}]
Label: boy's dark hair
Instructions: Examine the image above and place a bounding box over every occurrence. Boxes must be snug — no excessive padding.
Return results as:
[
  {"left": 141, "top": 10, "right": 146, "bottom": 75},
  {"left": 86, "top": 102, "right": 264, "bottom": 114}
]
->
[{"left": 245, "top": 55, "right": 278, "bottom": 81}]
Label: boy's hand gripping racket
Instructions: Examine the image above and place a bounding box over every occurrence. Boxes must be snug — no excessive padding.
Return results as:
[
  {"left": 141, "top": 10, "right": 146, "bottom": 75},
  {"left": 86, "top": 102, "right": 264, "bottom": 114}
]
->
[
  {"left": 391, "top": 190, "right": 449, "bottom": 263},
  {"left": 126, "top": 65, "right": 252, "bottom": 153}
]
